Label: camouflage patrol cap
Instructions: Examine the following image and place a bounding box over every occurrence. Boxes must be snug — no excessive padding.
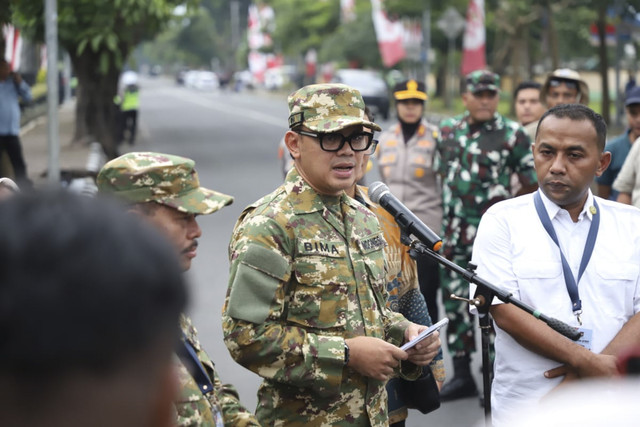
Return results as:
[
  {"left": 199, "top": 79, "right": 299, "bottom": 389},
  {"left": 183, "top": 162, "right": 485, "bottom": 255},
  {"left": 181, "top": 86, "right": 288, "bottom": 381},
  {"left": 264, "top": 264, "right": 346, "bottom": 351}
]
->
[
  {"left": 288, "top": 83, "right": 382, "bottom": 132},
  {"left": 465, "top": 70, "right": 500, "bottom": 94},
  {"left": 96, "top": 152, "right": 233, "bottom": 215}
]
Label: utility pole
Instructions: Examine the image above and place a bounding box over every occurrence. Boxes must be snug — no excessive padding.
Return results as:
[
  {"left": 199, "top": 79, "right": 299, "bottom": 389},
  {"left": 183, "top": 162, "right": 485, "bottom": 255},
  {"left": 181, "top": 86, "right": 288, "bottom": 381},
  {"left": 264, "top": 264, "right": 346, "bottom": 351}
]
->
[
  {"left": 423, "top": 3, "right": 431, "bottom": 92},
  {"left": 45, "top": 0, "right": 60, "bottom": 184},
  {"left": 230, "top": 0, "right": 240, "bottom": 71}
]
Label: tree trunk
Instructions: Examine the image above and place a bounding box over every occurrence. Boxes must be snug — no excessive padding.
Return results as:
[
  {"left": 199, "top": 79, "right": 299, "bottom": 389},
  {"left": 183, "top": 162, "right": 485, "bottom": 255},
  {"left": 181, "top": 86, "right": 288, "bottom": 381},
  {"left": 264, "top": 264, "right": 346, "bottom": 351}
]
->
[
  {"left": 68, "top": 48, "right": 122, "bottom": 159},
  {"left": 596, "top": 4, "right": 610, "bottom": 124}
]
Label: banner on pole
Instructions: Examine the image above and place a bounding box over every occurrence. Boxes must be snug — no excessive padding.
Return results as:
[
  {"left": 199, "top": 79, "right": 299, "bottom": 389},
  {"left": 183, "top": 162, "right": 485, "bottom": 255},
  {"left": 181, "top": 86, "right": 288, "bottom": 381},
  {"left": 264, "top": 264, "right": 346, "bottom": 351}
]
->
[
  {"left": 371, "top": 0, "right": 406, "bottom": 68},
  {"left": 3, "top": 24, "right": 22, "bottom": 71},
  {"left": 461, "top": 0, "right": 486, "bottom": 76}
]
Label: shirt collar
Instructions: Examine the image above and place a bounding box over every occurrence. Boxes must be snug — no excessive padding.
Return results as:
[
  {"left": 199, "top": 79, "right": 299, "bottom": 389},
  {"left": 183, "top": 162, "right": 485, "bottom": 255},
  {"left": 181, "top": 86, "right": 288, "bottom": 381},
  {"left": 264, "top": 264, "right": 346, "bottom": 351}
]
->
[
  {"left": 538, "top": 188, "right": 595, "bottom": 222},
  {"left": 284, "top": 167, "right": 357, "bottom": 214}
]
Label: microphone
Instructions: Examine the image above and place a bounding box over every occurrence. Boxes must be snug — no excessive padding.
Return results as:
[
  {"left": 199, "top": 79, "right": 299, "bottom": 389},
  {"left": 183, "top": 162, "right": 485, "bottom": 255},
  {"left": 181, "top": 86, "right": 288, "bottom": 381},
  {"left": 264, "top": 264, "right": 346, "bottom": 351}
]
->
[{"left": 369, "top": 182, "right": 443, "bottom": 252}]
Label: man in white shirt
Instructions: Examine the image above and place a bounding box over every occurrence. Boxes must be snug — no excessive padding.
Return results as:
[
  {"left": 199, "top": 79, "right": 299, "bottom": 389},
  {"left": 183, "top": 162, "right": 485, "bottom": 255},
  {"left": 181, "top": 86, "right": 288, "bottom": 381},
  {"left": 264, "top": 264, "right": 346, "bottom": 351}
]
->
[{"left": 471, "top": 104, "right": 640, "bottom": 426}]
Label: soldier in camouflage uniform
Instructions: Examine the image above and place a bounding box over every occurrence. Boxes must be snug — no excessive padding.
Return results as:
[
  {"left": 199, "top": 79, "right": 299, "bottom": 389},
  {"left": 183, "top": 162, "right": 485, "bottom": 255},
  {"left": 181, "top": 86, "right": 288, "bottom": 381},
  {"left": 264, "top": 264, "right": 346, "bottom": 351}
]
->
[
  {"left": 97, "top": 152, "right": 260, "bottom": 427},
  {"left": 434, "top": 71, "right": 538, "bottom": 401},
  {"left": 222, "top": 84, "right": 441, "bottom": 426}
]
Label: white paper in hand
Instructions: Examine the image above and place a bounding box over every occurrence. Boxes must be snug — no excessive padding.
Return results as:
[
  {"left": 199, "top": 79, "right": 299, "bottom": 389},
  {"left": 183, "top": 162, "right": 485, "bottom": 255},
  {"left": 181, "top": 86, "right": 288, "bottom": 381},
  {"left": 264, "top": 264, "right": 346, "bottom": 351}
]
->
[{"left": 400, "top": 318, "right": 449, "bottom": 351}]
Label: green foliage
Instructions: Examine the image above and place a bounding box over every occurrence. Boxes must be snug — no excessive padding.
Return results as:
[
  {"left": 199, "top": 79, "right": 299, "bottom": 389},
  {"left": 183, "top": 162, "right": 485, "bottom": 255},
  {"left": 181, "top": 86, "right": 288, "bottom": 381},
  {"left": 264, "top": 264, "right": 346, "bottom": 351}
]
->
[
  {"left": 268, "top": 0, "right": 341, "bottom": 56},
  {"left": 11, "top": 0, "right": 199, "bottom": 74},
  {"left": 318, "top": 2, "right": 381, "bottom": 68}
]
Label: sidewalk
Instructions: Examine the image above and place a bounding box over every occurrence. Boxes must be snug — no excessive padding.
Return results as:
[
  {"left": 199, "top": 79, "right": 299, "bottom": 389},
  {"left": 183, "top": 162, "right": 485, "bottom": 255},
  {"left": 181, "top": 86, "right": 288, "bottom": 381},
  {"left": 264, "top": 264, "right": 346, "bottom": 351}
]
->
[{"left": 20, "top": 100, "right": 93, "bottom": 188}]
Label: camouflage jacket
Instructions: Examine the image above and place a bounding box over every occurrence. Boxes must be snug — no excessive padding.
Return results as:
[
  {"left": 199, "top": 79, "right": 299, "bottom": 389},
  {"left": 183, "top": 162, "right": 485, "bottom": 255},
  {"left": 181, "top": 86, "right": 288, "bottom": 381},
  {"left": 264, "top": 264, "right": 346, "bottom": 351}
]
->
[
  {"left": 222, "top": 168, "right": 420, "bottom": 427},
  {"left": 176, "top": 315, "right": 260, "bottom": 427},
  {"left": 435, "top": 112, "right": 536, "bottom": 257}
]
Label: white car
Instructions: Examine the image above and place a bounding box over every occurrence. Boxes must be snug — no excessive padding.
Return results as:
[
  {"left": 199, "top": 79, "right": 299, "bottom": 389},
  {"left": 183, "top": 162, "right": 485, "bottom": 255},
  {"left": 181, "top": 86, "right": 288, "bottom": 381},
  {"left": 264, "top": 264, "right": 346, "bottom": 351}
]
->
[{"left": 193, "top": 71, "right": 219, "bottom": 91}]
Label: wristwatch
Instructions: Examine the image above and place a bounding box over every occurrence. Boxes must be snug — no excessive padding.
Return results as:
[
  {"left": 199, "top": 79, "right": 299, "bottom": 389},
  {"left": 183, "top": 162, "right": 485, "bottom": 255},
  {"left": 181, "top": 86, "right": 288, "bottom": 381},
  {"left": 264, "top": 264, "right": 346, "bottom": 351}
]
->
[{"left": 343, "top": 341, "right": 350, "bottom": 366}]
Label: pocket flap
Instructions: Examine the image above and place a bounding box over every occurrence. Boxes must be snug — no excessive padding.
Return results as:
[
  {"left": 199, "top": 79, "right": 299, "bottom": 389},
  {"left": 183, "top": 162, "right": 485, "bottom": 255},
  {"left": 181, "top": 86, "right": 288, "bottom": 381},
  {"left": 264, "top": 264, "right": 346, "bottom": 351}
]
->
[{"left": 513, "top": 260, "right": 562, "bottom": 279}]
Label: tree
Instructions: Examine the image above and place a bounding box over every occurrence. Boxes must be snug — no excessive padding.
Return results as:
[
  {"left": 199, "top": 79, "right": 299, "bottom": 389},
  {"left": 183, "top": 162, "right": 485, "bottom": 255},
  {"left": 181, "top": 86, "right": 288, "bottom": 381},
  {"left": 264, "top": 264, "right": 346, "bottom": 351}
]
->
[
  {"left": 267, "top": 0, "right": 340, "bottom": 59},
  {"left": 12, "top": 0, "right": 197, "bottom": 158}
]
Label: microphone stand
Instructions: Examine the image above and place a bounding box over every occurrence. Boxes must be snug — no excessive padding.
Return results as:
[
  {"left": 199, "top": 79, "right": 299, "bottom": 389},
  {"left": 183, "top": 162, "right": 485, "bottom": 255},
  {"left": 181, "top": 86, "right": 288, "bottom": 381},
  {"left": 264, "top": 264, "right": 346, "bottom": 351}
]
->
[{"left": 400, "top": 233, "right": 582, "bottom": 425}]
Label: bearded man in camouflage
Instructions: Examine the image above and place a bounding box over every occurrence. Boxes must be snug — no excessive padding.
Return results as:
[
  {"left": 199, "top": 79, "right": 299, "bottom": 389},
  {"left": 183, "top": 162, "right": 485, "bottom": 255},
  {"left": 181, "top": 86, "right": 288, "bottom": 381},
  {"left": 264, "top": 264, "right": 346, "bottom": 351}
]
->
[
  {"left": 222, "top": 84, "right": 441, "bottom": 426},
  {"left": 434, "top": 70, "right": 538, "bottom": 401},
  {"left": 97, "top": 152, "right": 259, "bottom": 427}
]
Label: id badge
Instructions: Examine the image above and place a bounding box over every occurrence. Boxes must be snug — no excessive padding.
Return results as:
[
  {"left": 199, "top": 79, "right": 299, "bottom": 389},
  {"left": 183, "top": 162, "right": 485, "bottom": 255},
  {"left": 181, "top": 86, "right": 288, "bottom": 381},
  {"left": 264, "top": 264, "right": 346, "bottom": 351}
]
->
[{"left": 575, "top": 327, "right": 593, "bottom": 351}]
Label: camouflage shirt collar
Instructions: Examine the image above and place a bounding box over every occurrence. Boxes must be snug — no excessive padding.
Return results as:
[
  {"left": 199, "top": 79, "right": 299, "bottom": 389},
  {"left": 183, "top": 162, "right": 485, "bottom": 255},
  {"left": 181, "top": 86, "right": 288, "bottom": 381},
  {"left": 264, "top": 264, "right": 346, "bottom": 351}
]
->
[
  {"left": 179, "top": 314, "right": 201, "bottom": 350},
  {"left": 284, "top": 167, "right": 351, "bottom": 214},
  {"left": 354, "top": 185, "right": 373, "bottom": 208},
  {"left": 463, "top": 111, "right": 503, "bottom": 131}
]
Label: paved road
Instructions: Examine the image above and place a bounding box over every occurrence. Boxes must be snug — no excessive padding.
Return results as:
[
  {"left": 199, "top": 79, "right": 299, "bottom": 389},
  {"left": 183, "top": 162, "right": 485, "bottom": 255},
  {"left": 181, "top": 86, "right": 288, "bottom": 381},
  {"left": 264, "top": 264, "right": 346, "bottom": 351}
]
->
[{"left": 137, "top": 76, "right": 487, "bottom": 427}]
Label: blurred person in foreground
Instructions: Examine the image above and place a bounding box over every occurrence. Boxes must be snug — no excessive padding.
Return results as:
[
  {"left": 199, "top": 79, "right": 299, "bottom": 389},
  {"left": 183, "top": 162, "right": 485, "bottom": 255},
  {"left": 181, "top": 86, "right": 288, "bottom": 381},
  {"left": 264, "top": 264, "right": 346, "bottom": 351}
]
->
[
  {"left": 471, "top": 104, "right": 640, "bottom": 426},
  {"left": 349, "top": 109, "right": 445, "bottom": 426},
  {"left": 597, "top": 86, "right": 640, "bottom": 201},
  {"left": 376, "top": 79, "right": 442, "bottom": 323},
  {"left": 0, "top": 177, "right": 19, "bottom": 200},
  {"left": 0, "top": 190, "right": 186, "bottom": 427},
  {"left": 435, "top": 70, "right": 538, "bottom": 401},
  {"left": 513, "top": 81, "right": 545, "bottom": 141},
  {"left": 0, "top": 58, "right": 32, "bottom": 187},
  {"left": 97, "top": 152, "right": 259, "bottom": 426},
  {"left": 223, "top": 83, "right": 441, "bottom": 426}
]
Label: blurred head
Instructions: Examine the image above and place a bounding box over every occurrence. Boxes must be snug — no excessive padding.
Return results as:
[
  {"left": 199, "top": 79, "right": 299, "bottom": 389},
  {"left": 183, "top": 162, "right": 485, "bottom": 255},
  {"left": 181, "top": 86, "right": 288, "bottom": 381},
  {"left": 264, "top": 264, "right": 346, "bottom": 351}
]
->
[
  {"left": 0, "top": 177, "right": 19, "bottom": 201},
  {"left": 393, "top": 80, "right": 426, "bottom": 124},
  {"left": 514, "top": 81, "right": 544, "bottom": 126},
  {"left": 541, "top": 69, "right": 589, "bottom": 108},
  {"left": 462, "top": 70, "right": 500, "bottom": 124},
  {"left": 0, "top": 59, "right": 9, "bottom": 80},
  {"left": 534, "top": 104, "right": 610, "bottom": 214},
  {"left": 0, "top": 191, "right": 187, "bottom": 427},
  {"left": 625, "top": 86, "right": 640, "bottom": 139},
  {"left": 285, "top": 84, "right": 380, "bottom": 195},
  {"left": 97, "top": 152, "right": 233, "bottom": 270}
]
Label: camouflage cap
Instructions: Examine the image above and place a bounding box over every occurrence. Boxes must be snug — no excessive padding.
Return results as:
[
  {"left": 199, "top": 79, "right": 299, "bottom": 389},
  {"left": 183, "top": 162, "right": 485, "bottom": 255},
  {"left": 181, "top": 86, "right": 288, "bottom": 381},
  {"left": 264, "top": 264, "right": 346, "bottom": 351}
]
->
[
  {"left": 465, "top": 70, "right": 500, "bottom": 94},
  {"left": 288, "top": 83, "right": 382, "bottom": 132},
  {"left": 96, "top": 152, "right": 233, "bottom": 215}
]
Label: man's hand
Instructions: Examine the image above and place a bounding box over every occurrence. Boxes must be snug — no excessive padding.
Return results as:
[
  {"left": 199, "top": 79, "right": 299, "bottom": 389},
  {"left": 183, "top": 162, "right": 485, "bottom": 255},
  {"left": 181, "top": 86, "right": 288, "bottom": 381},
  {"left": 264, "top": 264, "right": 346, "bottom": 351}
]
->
[
  {"left": 403, "top": 323, "right": 441, "bottom": 366},
  {"left": 345, "top": 336, "right": 408, "bottom": 381},
  {"left": 544, "top": 353, "right": 619, "bottom": 380}
]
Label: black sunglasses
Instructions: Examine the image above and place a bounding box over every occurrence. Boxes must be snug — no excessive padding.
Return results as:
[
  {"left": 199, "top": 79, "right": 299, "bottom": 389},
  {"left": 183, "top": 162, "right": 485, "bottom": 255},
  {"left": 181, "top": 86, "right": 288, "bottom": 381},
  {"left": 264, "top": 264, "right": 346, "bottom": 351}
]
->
[{"left": 296, "top": 130, "right": 374, "bottom": 152}]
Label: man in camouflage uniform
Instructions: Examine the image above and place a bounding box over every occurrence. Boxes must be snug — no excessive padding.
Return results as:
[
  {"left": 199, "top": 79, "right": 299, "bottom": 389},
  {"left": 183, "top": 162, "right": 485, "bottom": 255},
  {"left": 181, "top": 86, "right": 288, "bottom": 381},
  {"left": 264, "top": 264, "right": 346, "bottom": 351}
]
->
[
  {"left": 434, "top": 71, "right": 538, "bottom": 401},
  {"left": 97, "top": 152, "right": 259, "bottom": 427},
  {"left": 222, "top": 84, "right": 441, "bottom": 426}
]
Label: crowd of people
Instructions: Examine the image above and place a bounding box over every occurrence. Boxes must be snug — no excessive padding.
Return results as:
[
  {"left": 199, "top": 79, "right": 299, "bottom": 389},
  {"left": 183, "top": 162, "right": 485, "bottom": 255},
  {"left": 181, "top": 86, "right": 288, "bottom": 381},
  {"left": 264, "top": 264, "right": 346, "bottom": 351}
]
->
[{"left": 2, "top": 65, "right": 640, "bottom": 427}]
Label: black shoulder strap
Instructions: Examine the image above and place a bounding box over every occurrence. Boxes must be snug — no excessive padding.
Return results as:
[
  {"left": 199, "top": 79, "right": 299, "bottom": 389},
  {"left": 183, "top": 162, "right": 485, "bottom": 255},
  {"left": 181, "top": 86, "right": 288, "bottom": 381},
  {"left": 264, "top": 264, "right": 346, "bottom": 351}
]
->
[{"left": 176, "top": 334, "right": 214, "bottom": 395}]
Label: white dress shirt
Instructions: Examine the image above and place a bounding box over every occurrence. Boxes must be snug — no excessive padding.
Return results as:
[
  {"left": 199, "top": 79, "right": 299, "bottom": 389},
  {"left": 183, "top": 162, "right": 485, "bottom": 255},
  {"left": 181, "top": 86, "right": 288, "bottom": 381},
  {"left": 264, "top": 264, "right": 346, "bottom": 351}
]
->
[{"left": 470, "top": 189, "right": 640, "bottom": 426}]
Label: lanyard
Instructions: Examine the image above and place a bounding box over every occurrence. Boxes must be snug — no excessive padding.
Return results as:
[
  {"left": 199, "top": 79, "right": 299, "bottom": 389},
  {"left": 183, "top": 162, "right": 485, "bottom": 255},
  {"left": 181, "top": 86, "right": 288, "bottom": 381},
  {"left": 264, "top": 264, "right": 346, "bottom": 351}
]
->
[
  {"left": 533, "top": 191, "right": 600, "bottom": 325},
  {"left": 176, "top": 333, "right": 214, "bottom": 395}
]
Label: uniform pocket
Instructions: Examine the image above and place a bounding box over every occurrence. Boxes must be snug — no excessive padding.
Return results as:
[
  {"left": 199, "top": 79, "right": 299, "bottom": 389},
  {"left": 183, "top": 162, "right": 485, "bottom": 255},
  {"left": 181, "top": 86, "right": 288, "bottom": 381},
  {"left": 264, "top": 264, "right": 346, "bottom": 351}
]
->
[
  {"left": 289, "top": 240, "right": 349, "bottom": 330},
  {"left": 512, "top": 260, "right": 563, "bottom": 312},
  {"left": 595, "top": 262, "right": 639, "bottom": 317}
]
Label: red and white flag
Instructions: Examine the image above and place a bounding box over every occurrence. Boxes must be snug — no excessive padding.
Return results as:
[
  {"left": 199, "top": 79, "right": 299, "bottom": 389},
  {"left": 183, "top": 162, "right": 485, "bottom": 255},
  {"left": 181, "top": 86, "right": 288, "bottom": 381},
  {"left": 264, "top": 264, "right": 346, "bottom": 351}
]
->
[
  {"left": 371, "top": 0, "right": 405, "bottom": 68},
  {"left": 461, "top": 0, "right": 486, "bottom": 76},
  {"left": 3, "top": 24, "right": 22, "bottom": 71}
]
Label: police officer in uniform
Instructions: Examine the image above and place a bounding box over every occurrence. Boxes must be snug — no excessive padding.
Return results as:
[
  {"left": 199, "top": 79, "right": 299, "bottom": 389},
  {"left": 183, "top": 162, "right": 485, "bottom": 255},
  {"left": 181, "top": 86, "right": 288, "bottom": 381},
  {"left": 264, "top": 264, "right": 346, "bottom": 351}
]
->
[
  {"left": 97, "top": 152, "right": 259, "bottom": 427},
  {"left": 376, "top": 79, "right": 442, "bottom": 323},
  {"left": 222, "top": 83, "right": 441, "bottom": 426},
  {"left": 435, "top": 70, "right": 538, "bottom": 401}
]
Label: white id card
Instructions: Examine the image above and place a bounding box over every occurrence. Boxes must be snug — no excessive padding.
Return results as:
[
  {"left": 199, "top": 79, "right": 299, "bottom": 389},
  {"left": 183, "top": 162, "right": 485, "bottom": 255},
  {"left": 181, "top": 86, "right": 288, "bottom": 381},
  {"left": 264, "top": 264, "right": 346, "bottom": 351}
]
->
[
  {"left": 575, "top": 327, "right": 593, "bottom": 351},
  {"left": 401, "top": 318, "right": 449, "bottom": 351}
]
